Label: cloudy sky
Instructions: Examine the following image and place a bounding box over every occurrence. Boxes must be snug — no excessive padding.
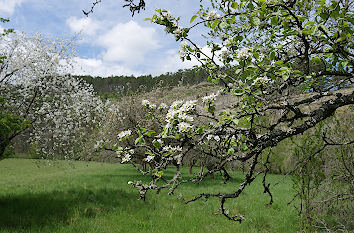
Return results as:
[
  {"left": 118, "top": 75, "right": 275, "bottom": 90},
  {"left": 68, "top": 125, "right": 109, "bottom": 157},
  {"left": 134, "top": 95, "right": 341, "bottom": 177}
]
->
[{"left": 0, "top": 0, "right": 207, "bottom": 77}]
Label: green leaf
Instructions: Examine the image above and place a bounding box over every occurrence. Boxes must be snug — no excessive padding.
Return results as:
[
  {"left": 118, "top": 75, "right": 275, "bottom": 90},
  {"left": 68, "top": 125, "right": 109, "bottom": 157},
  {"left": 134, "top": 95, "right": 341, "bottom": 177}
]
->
[
  {"left": 135, "top": 136, "right": 145, "bottom": 145},
  {"left": 231, "top": 2, "right": 238, "bottom": 9},
  {"left": 145, "top": 130, "right": 156, "bottom": 137},
  {"left": 274, "top": 60, "right": 283, "bottom": 66},
  {"left": 208, "top": 105, "right": 216, "bottom": 114},
  {"left": 219, "top": 22, "right": 228, "bottom": 29},
  {"left": 190, "top": 15, "right": 197, "bottom": 23},
  {"left": 270, "top": 51, "right": 276, "bottom": 60},
  {"left": 319, "top": 12, "right": 327, "bottom": 20},
  {"left": 251, "top": 16, "right": 260, "bottom": 26},
  {"left": 197, "top": 127, "right": 204, "bottom": 134},
  {"left": 152, "top": 140, "right": 161, "bottom": 149},
  {"left": 211, "top": 19, "right": 220, "bottom": 29},
  {"left": 271, "top": 16, "right": 278, "bottom": 25},
  {"left": 232, "top": 119, "right": 239, "bottom": 125},
  {"left": 312, "top": 57, "right": 321, "bottom": 64},
  {"left": 331, "top": 7, "right": 340, "bottom": 19},
  {"left": 227, "top": 148, "right": 235, "bottom": 155}
]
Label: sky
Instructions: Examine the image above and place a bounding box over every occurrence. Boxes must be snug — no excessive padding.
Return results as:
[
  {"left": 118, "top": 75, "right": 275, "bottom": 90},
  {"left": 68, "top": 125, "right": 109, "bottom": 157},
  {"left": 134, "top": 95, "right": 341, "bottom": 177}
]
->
[{"left": 0, "top": 0, "right": 207, "bottom": 77}]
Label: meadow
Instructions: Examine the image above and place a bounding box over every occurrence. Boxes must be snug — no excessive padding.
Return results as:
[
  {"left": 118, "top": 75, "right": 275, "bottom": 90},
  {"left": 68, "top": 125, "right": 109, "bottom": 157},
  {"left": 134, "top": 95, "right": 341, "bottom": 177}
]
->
[{"left": 0, "top": 158, "right": 299, "bottom": 233}]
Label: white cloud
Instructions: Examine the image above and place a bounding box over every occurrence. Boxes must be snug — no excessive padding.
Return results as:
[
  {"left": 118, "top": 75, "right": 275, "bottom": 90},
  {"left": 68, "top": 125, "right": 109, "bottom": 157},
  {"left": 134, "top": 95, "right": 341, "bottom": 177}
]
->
[
  {"left": 0, "top": 0, "right": 26, "bottom": 15},
  {"left": 71, "top": 57, "right": 141, "bottom": 77},
  {"left": 147, "top": 49, "right": 199, "bottom": 75},
  {"left": 66, "top": 16, "right": 101, "bottom": 36},
  {"left": 97, "top": 21, "right": 160, "bottom": 65},
  {"left": 147, "top": 44, "right": 225, "bottom": 75}
]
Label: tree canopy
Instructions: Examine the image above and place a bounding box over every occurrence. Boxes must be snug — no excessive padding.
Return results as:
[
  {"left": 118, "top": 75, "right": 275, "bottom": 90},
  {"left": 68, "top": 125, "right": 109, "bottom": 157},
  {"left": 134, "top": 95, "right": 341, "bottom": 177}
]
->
[{"left": 92, "top": 0, "right": 353, "bottom": 228}]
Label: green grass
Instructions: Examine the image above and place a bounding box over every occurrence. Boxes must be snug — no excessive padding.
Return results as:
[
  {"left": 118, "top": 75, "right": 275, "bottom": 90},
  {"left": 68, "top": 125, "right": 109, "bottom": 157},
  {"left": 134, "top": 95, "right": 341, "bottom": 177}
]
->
[{"left": 0, "top": 159, "right": 299, "bottom": 233}]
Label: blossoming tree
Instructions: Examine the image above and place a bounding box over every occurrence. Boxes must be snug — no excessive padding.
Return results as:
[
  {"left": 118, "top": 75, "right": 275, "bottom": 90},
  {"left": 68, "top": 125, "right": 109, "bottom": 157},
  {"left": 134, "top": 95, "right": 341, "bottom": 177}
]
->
[
  {"left": 0, "top": 32, "right": 105, "bottom": 159},
  {"left": 92, "top": 0, "right": 353, "bottom": 226}
]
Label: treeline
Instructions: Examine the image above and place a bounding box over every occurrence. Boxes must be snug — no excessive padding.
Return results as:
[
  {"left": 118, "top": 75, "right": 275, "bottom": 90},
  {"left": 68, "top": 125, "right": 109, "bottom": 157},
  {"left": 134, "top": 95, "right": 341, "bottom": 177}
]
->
[{"left": 75, "top": 68, "right": 209, "bottom": 98}]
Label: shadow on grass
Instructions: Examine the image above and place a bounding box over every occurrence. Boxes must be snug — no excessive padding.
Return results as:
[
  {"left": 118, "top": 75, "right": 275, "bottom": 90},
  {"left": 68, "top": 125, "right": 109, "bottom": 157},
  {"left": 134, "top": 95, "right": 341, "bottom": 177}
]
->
[{"left": 0, "top": 187, "right": 154, "bottom": 231}]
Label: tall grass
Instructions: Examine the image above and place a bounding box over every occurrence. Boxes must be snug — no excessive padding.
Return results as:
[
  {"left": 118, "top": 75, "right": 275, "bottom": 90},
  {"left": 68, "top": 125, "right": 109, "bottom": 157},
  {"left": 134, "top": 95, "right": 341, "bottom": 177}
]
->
[{"left": 0, "top": 158, "right": 299, "bottom": 233}]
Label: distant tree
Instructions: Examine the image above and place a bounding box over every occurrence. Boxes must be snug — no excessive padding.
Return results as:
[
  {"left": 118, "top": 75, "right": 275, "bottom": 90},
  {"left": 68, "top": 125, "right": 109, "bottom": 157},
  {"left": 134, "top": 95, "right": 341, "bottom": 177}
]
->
[
  {"left": 0, "top": 17, "right": 22, "bottom": 159},
  {"left": 0, "top": 32, "right": 105, "bottom": 159}
]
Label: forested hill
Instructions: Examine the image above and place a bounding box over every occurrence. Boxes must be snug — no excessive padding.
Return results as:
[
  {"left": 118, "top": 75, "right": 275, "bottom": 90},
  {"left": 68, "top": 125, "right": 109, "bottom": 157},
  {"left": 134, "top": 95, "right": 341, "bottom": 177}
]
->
[{"left": 75, "top": 68, "right": 209, "bottom": 98}]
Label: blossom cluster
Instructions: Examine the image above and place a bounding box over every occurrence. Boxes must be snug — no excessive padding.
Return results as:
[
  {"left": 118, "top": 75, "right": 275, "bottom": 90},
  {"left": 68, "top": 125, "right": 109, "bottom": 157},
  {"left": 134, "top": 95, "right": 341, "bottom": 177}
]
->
[
  {"left": 179, "top": 41, "right": 189, "bottom": 59},
  {"left": 165, "top": 100, "right": 197, "bottom": 134},
  {"left": 202, "top": 92, "right": 219, "bottom": 104},
  {"left": 117, "top": 129, "right": 132, "bottom": 140},
  {"left": 237, "top": 47, "right": 251, "bottom": 59},
  {"left": 253, "top": 76, "right": 270, "bottom": 85},
  {"left": 115, "top": 148, "right": 135, "bottom": 163},
  {"left": 205, "top": 10, "right": 221, "bottom": 20},
  {"left": 142, "top": 99, "right": 156, "bottom": 109}
]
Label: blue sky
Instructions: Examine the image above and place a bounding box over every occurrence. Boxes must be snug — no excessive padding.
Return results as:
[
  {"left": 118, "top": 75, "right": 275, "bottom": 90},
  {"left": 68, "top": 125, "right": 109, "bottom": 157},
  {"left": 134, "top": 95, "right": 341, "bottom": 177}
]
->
[{"left": 0, "top": 0, "right": 207, "bottom": 77}]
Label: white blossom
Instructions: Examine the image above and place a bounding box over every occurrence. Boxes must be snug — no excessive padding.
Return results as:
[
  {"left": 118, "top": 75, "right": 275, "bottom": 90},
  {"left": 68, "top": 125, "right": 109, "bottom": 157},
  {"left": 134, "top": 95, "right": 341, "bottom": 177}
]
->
[
  {"left": 158, "top": 103, "right": 168, "bottom": 110},
  {"left": 142, "top": 99, "right": 151, "bottom": 107},
  {"left": 214, "top": 135, "right": 220, "bottom": 142},
  {"left": 157, "top": 139, "right": 163, "bottom": 145},
  {"left": 178, "top": 122, "right": 193, "bottom": 132},
  {"left": 164, "top": 11, "right": 173, "bottom": 20},
  {"left": 144, "top": 155, "right": 155, "bottom": 162},
  {"left": 118, "top": 130, "right": 132, "bottom": 140},
  {"left": 237, "top": 47, "right": 251, "bottom": 59},
  {"left": 221, "top": 50, "right": 229, "bottom": 61},
  {"left": 94, "top": 140, "right": 104, "bottom": 150},
  {"left": 178, "top": 112, "right": 194, "bottom": 122},
  {"left": 174, "top": 154, "right": 183, "bottom": 165},
  {"left": 173, "top": 27, "right": 184, "bottom": 39},
  {"left": 163, "top": 145, "right": 183, "bottom": 152},
  {"left": 202, "top": 93, "right": 219, "bottom": 104},
  {"left": 0, "top": 32, "right": 105, "bottom": 159},
  {"left": 121, "top": 153, "right": 131, "bottom": 163},
  {"left": 253, "top": 76, "right": 270, "bottom": 85},
  {"left": 179, "top": 41, "right": 188, "bottom": 59},
  {"left": 206, "top": 10, "right": 221, "bottom": 20}
]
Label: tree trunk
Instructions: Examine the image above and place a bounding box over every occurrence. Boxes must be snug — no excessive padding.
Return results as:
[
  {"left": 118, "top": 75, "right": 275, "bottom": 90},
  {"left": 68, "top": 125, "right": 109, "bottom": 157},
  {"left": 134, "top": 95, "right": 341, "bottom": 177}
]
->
[{"left": 0, "top": 134, "right": 9, "bottom": 159}]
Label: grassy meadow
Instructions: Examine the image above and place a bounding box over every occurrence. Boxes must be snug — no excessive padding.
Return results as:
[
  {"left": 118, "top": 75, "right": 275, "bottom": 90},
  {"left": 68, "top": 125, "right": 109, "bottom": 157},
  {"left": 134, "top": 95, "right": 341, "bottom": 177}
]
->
[{"left": 0, "top": 158, "right": 299, "bottom": 233}]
